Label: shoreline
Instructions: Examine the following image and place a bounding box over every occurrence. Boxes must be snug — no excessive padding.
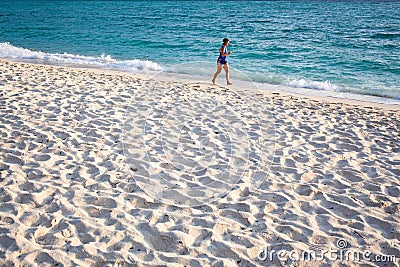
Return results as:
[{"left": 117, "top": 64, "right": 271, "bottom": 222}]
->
[{"left": 2, "top": 58, "right": 400, "bottom": 111}]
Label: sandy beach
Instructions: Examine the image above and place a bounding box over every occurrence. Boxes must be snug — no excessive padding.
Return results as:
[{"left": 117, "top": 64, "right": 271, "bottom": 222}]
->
[{"left": 0, "top": 59, "right": 399, "bottom": 266}]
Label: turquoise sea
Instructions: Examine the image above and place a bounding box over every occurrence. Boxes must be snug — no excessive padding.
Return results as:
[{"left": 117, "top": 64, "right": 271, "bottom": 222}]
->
[{"left": 1, "top": 0, "right": 399, "bottom": 100}]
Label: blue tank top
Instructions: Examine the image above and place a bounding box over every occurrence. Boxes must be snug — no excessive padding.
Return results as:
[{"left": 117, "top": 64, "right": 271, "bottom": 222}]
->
[{"left": 218, "top": 46, "right": 227, "bottom": 61}]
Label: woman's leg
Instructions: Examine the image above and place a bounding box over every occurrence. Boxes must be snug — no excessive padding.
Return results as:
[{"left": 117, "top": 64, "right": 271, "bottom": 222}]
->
[
  {"left": 212, "top": 64, "right": 223, "bottom": 84},
  {"left": 223, "top": 64, "right": 232, "bottom": 85}
]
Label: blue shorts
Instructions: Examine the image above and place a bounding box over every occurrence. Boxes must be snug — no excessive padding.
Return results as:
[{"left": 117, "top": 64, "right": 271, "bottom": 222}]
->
[
  {"left": 217, "top": 56, "right": 228, "bottom": 66},
  {"left": 217, "top": 58, "right": 227, "bottom": 65}
]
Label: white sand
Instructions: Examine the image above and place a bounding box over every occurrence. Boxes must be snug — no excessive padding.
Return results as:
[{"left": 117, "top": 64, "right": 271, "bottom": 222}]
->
[{"left": 0, "top": 60, "right": 399, "bottom": 266}]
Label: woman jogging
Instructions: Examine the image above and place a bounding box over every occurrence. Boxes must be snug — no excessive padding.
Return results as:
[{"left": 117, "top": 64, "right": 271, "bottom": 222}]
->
[{"left": 212, "top": 38, "right": 233, "bottom": 85}]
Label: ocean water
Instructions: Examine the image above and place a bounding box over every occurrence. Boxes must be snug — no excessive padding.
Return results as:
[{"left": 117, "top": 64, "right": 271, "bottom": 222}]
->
[{"left": 1, "top": 0, "right": 399, "bottom": 100}]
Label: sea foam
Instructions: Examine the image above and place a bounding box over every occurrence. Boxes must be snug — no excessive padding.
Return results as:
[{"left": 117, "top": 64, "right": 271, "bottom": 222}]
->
[
  {"left": 0, "top": 42, "right": 163, "bottom": 71},
  {"left": 286, "top": 79, "right": 340, "bottom": 91}
]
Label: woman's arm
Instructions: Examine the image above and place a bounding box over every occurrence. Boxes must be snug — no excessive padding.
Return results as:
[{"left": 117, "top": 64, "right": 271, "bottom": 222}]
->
[{"left": 219, "top": 47, "right": 232, "bottom": 57}]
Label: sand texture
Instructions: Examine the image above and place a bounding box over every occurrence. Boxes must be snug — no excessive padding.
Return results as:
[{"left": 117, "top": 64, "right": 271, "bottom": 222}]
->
[{"left": 0, "top": 60, "right": 399, "bottom": 266}]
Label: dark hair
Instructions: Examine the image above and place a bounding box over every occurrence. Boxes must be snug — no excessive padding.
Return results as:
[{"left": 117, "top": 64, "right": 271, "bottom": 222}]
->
[{"left": 223, "top": 38, "right": 229, "bottom": 44}]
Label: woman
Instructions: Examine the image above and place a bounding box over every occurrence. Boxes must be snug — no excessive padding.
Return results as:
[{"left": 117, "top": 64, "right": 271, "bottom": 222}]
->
[{"left": 212, "top": 38, "right": 233, "bottom": 85}]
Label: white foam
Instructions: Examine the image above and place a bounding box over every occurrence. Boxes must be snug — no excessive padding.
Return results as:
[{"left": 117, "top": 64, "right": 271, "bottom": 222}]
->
[
  {"left": 285, "top": 78, "right": 340, "bottom": 91},
  {"left": 0, "top": 42, "right": 163, "bottom": 71}
]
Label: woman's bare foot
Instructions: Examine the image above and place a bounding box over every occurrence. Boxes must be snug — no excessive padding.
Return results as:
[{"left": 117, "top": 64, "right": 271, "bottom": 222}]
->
[
  {"left": 227, "top": 82, "right": 232, "bottom": 85},
  {"left": 212, "top": 79, "right": 216, "bottom": 85}
]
